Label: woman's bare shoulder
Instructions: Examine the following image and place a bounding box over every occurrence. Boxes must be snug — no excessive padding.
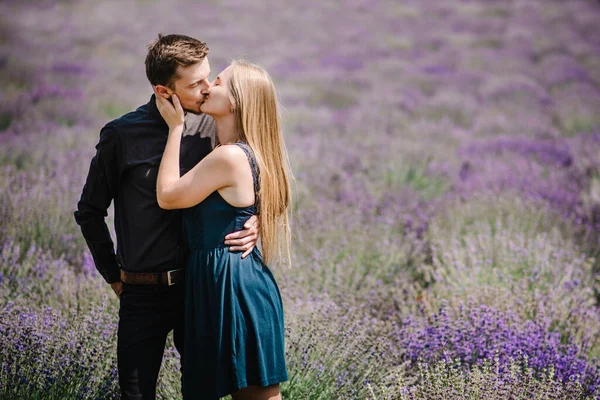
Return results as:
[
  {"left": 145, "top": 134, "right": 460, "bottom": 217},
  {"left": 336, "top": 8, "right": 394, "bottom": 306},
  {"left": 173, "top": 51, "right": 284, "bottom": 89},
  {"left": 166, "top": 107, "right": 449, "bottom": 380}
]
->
[{"left": 205, "top": 143, "right": 248, "bottom": 168}]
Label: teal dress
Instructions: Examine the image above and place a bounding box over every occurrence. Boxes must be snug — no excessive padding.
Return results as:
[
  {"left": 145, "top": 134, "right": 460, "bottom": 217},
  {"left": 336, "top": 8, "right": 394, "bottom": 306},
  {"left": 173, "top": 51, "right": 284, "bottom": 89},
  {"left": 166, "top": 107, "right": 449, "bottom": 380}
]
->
[{"left": 182, "top": 143, "right": 288, "bottom": 399}]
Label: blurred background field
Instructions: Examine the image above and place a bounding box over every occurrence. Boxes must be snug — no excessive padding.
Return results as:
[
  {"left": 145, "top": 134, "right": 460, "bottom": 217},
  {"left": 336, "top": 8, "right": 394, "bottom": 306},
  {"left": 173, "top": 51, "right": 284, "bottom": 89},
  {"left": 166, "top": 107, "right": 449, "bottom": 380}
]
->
[{"left": 1, "top": 0, "right": 600, "bottom": 398}]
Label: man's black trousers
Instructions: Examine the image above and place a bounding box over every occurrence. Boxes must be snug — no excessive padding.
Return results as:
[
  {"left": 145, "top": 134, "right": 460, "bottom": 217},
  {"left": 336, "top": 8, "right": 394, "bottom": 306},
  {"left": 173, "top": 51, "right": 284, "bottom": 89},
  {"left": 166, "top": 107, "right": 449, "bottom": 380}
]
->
[{"left": 117, "top": 282, "right": 185, "bottom": 399}]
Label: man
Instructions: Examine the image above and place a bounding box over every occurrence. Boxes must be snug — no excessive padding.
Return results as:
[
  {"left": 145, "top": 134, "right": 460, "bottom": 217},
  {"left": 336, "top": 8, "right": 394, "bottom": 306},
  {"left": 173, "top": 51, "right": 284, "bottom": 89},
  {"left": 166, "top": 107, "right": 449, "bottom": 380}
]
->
[{"left": 74, "top": 34, "right": 258, "bottom": 399}]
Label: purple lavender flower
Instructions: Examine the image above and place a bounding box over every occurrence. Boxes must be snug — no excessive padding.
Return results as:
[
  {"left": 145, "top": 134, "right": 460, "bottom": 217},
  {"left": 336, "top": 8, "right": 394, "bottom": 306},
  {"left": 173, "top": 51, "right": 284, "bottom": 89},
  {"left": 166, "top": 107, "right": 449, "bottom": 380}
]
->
[{"left": 398, "top": 303, "right": 600, "bottom": 396}]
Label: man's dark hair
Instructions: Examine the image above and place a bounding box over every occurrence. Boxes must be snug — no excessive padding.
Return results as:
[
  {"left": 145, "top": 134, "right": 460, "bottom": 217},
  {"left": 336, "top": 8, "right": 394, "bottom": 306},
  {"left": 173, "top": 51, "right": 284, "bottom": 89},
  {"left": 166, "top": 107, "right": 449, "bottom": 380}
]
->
[{"left": 145, "top": 34, "right": 209, "bottom": 89}]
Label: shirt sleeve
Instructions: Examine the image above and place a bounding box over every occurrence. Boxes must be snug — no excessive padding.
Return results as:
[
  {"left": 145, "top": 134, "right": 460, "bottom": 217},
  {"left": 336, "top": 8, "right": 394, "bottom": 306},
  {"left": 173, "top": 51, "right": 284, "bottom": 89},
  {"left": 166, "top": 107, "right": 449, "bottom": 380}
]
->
[{"left": 74, "top": 124, "right": 122, "bottom": 283}]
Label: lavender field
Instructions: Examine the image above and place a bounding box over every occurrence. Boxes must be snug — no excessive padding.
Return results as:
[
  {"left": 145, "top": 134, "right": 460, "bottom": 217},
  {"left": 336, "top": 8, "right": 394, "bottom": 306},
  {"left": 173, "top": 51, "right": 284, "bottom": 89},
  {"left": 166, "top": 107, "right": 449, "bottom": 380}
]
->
[{"left": 1, "top": 0, "right": 600, "bottom": 398}]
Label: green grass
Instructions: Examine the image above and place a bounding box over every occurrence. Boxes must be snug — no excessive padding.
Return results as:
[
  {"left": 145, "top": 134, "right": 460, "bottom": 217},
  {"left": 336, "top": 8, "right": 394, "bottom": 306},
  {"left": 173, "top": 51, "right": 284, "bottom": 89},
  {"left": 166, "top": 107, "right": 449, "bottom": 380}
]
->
[{"left": 383, "top": 163, "right": 449, "bottom": 201}]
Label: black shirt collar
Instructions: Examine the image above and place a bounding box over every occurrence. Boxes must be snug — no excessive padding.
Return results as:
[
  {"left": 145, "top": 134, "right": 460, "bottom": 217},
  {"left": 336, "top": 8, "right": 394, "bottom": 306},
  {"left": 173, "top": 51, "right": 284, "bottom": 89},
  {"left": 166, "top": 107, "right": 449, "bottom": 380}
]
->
[{"left": 147, "top": 94, "right": 164, "bottom": 121}]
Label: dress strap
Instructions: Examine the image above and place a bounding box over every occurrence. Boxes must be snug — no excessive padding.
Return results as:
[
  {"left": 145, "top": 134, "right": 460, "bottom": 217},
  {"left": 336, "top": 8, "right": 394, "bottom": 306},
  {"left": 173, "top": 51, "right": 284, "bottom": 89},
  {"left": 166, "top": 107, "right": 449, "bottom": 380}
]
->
[{"left": 233, "top": 142, "right": 260, "bottom": 203}]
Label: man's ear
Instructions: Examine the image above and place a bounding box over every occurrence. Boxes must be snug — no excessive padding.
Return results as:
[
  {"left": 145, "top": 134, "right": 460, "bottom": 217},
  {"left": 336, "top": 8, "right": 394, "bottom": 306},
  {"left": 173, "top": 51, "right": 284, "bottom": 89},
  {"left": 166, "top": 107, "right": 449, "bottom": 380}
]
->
[{"left": 154, "top": 85, "right": 172, "bottom": 99}]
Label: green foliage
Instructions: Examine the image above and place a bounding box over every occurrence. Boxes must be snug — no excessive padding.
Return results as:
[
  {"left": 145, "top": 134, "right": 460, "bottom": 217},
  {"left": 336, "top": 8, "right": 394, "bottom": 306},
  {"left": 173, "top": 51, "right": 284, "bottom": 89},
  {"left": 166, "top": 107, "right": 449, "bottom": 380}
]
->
[
  {"left": 394, "top": 357, "right": 592, "bottom": 400},
  {"left": 384, "top": 163, "right": 449, "bottom": 201}
]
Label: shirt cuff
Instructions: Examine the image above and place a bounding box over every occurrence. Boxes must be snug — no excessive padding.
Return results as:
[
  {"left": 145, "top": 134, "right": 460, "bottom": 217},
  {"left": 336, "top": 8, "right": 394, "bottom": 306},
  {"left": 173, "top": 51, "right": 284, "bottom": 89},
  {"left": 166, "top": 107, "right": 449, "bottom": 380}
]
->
[{"left": 103, "top": 267, "right": 122, "bottom": 284}]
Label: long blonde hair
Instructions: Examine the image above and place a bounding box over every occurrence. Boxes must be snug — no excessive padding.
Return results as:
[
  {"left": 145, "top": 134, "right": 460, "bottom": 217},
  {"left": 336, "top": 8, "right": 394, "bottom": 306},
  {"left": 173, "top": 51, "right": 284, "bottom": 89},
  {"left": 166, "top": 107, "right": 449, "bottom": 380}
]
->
[{"left": 228, "top": 59, "right": 292, "bottom": 267}]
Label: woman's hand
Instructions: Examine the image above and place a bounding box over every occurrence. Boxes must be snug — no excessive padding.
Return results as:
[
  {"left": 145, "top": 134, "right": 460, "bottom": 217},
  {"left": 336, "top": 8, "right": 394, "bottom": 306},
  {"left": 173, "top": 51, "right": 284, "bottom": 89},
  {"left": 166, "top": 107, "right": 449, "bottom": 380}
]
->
[{"left": 155, "top": 90, "right": 185, "bottom": 130}]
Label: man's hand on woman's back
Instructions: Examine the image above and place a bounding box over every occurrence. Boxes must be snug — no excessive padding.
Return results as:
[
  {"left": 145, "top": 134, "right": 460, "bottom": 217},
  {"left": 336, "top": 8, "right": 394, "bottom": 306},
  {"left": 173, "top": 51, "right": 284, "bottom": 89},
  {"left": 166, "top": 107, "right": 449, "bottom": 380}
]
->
[{"left": 225, "top": 215, "right": 259, "bottom": 258}]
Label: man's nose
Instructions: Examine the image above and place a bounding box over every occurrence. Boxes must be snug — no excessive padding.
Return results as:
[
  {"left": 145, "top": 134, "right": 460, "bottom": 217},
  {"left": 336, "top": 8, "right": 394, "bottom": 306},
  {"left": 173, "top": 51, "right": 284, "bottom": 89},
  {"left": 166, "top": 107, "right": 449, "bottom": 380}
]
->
[{"left": 200, "top": 80, "right": 211, "bottom": 95}]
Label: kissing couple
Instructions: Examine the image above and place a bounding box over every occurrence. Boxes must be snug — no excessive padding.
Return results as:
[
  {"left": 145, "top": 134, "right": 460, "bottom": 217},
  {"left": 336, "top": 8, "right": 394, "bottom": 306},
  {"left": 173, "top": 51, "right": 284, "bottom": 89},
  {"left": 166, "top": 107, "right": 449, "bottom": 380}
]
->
[{"left": 75, "top": 33, "right": 292, "bottom": 400}]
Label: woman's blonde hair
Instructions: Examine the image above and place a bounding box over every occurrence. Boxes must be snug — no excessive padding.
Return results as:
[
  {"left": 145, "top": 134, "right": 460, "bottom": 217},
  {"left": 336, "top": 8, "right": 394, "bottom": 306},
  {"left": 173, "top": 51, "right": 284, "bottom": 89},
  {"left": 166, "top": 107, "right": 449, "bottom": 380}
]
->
[{"left": 228, "top": 59, "right": 292, "bottom": 267}]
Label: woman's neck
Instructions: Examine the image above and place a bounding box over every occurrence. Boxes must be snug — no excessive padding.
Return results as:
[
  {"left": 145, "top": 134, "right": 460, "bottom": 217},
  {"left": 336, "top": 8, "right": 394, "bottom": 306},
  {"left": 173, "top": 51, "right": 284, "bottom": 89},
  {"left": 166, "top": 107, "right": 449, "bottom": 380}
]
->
[{"left": 214, "top": 116, "right": 239, "bottom": 145}]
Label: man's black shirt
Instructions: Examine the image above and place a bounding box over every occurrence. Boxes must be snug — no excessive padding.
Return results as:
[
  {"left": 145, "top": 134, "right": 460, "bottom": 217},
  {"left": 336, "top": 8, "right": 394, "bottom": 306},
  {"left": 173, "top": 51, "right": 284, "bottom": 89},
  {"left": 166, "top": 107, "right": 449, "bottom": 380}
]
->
[{"left": 74, "top": 95, "right": 216, "bottom": 283}]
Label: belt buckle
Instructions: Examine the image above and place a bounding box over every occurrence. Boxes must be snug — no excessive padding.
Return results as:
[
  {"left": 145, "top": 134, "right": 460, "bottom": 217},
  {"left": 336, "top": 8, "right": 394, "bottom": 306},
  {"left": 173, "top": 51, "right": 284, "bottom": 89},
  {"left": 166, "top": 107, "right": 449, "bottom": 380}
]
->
[{"left": 166, "top": 269, "right": 178, "bottom": 286}]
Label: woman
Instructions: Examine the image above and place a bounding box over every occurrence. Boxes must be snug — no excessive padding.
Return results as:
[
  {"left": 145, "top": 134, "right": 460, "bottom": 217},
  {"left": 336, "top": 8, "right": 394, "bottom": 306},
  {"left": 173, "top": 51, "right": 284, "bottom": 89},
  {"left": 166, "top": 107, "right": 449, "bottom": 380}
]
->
[{"left": 155, "top": 60, "right": 291, "bottom": 399}]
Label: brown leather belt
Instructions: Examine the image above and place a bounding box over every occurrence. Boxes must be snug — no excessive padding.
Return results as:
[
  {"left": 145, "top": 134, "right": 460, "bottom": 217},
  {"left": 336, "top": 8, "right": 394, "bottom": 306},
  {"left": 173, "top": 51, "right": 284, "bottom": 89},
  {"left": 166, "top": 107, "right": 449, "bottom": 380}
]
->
[{"left": 120, "top": 269, "right": 184, "bottom": 286}]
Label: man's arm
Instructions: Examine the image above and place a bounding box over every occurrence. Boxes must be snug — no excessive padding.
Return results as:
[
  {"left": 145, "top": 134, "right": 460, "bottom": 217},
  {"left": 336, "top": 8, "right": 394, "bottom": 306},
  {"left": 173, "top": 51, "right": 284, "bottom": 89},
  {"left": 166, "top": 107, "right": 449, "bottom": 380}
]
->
[{"left": 74, "top": 124, "right": 122, "bottom": 288}]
